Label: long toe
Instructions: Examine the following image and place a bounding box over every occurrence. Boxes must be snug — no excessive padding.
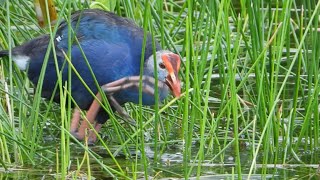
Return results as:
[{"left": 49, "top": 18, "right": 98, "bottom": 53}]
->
[
  {"left": 70, "top": 127, "right": 94, "bottom": 143},
  {"left": 76, "top": 116, "right": 93, "bottom": 141},
  {"left": 70, "top": 131, "right": 82, "bottom": 141},
  {"left": 87, "top": 123, "right": 103, "bottom": 145},
  {"left": 70, "top": 108, "right": 81, "bottom": 133},
  {"left": 87, "top": 131, "right": 97, "bottom": 146}
]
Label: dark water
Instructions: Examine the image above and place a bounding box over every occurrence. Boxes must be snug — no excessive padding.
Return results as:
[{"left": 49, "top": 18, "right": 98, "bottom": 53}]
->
[
  {"left": 1, "top": 0, "right": 320, "bottom": 179},
  {"left": 1, "top": 135, "right": 319, "bottom": 179}
]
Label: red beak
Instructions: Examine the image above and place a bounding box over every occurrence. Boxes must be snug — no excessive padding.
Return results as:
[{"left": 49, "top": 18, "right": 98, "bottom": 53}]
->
[{"left": 161, "top": 53, "right": 181, "bottom": 97}]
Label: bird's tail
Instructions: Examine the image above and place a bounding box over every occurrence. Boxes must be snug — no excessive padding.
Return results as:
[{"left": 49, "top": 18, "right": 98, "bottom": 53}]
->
[{"left": 0, "top": 50, "right": 9, "bottom": 58}]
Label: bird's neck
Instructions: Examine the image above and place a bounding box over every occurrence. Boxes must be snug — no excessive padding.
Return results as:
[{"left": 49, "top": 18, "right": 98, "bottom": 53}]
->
[{"left": 144, "top": 34, "right": 161, "bottom": 60}]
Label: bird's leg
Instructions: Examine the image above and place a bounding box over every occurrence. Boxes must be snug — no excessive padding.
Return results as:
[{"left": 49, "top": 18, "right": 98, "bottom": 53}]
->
[
  {"left": 74, "top": 93, "right": 130, "bottom": 143},
  {"left": 70, "top": 108, "right": 81, "bottom": 138},
  {"left": 87, "top": 123, "right": 103, "bottom": 144},
  {"left": 73, "top": 93, "right": 101, "bottom": 142},
  {"left": 87, "top": 76, "right": 158, "bottom": 129},
  {"left": 108, "top": 95, "right": 136, "bottom": 126},
  {"left": 71, "top": 76, "right": 159, "bottom": 143},
  {"left": 100, "top": 76, "right": 162, "bottom": 96},
  {"left": 99, "top": 76, "right": 159, "bottom": 125},
  {"left": 70, "top": 108, "right": 98, "bottom": 144}
]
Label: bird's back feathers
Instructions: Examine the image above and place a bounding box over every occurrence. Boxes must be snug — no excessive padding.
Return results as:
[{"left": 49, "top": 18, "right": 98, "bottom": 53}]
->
[
  {"left": 0, "top": 9, "right": 168, "bottom": 124},
  {"left": 0, "top": 50, "right": 8, "bottom": 57}
]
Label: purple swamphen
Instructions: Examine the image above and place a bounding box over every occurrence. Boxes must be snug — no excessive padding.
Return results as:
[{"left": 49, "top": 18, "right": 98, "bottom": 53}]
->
[{"left": 0, "top": 9, "right": 181, "bottom": 143}]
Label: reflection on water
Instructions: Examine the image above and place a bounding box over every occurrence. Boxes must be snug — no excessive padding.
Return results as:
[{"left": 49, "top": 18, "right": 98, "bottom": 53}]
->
[{"left": 1, "top": 138, "right": 319, "bottom": 179}]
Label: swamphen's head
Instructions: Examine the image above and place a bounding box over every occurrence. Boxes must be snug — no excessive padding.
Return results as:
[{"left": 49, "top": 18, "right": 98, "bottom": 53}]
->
[
  {"left": 0, "top": 9, "right": 182, "bottom": 143},
  {"left": 144, "top": 50, "right": 181, "bottom": 98}
]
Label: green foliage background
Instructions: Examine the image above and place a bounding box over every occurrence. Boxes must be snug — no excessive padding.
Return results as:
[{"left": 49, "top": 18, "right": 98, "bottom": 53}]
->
[{"left": 0, "top": 0, "right": 320, "bottom": 179}]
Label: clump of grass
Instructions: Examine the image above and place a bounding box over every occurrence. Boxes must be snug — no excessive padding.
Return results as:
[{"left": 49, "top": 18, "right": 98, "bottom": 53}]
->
[{"left": 0, "top": 0, "right": 320, "bottom": 179}]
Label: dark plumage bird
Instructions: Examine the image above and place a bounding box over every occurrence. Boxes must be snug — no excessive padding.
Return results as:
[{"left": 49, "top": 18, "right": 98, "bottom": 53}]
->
[{"left": 0, "top": 9, "right": 181, "bottom": 143}]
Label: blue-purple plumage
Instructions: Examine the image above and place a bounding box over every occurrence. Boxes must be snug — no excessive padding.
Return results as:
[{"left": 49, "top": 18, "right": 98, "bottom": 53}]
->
[
  {"left": 0, "top": 9, "right": 169, "bottom": 124},
  {"left": 0, "top": 9, "right": 181, "bottom": 142}
]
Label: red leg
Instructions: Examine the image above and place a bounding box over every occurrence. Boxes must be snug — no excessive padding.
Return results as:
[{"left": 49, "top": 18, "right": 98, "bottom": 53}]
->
[
  {"left": 100, "top": 76, "right": 160, "bottom": 96},
  {"left": 70, "top": 108, "right": 81, "bottom": 138},
  {"left": 75, "top": 93, "right": 102, "bottom": 141},
  {"left": 87, "top": 123, "right": 103, "bottom": 144},
  {"left": 70, "top": 76, "right": 160, "bottom": 142}
]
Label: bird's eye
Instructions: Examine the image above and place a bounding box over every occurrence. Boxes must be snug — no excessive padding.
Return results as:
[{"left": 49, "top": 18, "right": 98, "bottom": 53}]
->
[{"left": 159, "top": 63, "right": 165, "bottom": 69}]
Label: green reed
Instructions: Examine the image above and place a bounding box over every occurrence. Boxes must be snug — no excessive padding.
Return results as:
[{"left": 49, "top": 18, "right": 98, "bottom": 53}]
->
[{"left": 0, "top": 0, "right": 320, "bottom": 179}]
